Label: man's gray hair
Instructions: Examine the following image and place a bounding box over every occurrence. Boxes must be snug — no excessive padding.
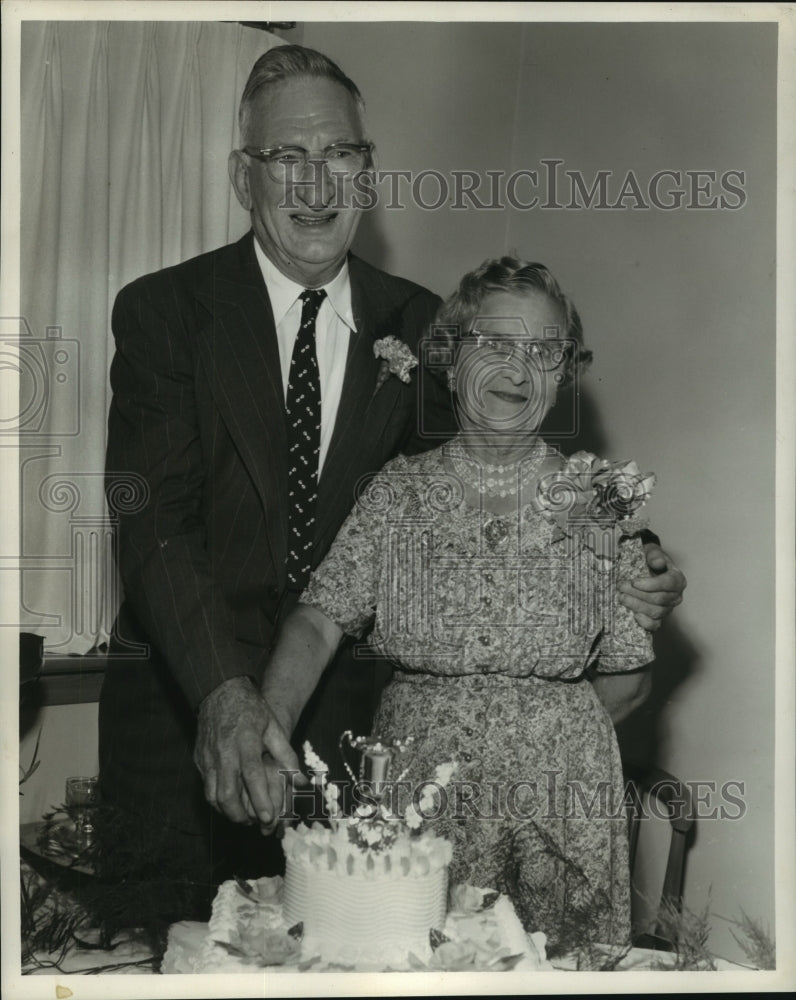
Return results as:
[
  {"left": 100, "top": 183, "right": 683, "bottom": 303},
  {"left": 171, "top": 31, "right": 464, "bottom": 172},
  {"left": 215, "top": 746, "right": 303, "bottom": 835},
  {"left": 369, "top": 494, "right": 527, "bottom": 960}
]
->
[{"left": 239, "top": 44, "right": 366, "bottom": 144}]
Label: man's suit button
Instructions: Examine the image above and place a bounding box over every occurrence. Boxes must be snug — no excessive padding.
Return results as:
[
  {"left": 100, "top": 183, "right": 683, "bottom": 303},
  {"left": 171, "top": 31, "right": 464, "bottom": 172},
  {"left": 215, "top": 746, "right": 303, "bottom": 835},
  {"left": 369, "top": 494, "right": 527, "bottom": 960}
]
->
[{"left": 266, "top": 586, "right": 279, "bottom": 600}]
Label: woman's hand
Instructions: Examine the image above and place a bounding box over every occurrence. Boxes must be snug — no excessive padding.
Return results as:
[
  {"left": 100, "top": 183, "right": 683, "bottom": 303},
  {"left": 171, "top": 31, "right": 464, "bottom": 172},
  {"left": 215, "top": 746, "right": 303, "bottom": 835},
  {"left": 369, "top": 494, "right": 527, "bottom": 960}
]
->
[{"left": 619, "top": 543, "right": 686, "bottom": 632}]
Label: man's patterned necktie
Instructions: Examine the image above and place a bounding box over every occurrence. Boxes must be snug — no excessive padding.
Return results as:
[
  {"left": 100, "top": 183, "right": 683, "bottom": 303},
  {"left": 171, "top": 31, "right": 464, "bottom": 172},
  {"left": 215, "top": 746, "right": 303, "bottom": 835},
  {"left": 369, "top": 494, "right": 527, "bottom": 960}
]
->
[{"left": 285, "top": 288, "right": 326, "bottom": 590}]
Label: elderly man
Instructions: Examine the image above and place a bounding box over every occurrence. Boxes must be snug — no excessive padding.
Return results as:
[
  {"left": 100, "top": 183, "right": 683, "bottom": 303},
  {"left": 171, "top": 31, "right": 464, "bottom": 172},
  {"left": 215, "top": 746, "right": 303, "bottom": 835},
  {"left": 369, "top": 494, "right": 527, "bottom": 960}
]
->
[{"left": 100, "top": 45, "right": 684, "bottom": 915}]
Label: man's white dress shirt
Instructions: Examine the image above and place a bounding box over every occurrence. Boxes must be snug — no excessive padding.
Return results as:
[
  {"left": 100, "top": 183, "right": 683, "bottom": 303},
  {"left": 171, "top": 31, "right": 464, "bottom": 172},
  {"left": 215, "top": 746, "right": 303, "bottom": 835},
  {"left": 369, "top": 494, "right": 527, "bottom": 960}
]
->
[{"left": 254, "top": 241, "right": 355, "bottom": 475}]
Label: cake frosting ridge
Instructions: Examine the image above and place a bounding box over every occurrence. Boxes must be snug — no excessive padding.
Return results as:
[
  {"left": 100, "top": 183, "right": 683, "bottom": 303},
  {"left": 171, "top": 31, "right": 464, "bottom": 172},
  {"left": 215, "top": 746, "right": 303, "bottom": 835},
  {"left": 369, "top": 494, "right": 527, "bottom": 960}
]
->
[{"left": 282, "top": 817, "right": 451, "bottom": 966}]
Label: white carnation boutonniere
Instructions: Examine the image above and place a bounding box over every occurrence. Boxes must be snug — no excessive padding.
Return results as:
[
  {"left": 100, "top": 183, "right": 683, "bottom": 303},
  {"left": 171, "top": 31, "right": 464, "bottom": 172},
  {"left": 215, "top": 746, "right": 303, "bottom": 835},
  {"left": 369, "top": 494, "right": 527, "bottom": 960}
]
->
[{"left": 372, "top": 336, "right": 418, "bottom": 396}]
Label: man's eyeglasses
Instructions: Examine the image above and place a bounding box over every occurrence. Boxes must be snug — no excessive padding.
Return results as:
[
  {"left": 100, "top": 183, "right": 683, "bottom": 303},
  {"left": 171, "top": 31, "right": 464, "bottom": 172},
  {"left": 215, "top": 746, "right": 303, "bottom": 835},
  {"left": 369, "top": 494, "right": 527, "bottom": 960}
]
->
[{"left": 243, "top": 142, "right": 374, "bottom": 183}]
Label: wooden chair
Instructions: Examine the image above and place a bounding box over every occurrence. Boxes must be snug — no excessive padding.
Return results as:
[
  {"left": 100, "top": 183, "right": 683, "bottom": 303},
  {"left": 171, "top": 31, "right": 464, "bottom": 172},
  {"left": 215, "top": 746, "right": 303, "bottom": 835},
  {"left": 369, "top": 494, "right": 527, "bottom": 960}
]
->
[{"left": 623, "top": 763, "right": 695, "bottom": 950}]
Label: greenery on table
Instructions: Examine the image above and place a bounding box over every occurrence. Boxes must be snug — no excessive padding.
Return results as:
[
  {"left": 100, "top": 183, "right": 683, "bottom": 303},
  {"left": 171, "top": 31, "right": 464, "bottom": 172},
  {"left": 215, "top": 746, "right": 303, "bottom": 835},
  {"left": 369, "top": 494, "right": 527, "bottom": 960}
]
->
[
  {"left": 725, "top": 910, "right": 777, "bottom": 970},
  {"left": 20, "top": 859, "right": 158, "bottom": 975},
  {"left": 20, "top": 802, "right": 214, "bottom": 974},
  {"left": 489, "top": 819, "right": 775, "bottom": 971}
]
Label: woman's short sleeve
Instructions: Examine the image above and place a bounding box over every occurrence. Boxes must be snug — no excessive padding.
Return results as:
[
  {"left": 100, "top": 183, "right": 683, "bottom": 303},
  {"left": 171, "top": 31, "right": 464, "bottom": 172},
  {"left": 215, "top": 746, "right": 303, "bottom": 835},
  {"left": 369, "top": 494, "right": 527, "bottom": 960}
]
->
[
  {"left": 300, "top": 476, "right": 390, "bottom": 638},
  {"left": 593, "top": 534, "right": 654, "bottom": 672}
]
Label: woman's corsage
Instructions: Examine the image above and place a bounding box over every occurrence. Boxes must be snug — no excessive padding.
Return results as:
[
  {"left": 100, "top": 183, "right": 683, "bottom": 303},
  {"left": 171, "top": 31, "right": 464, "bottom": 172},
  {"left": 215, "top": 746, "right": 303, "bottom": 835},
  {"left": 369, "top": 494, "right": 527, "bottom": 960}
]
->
[
  {"left": 373, "top": 336, "right": 418, "bottom": 394},
  {"left": 536, "top": 451, "right": 655, "bottom": 562}
]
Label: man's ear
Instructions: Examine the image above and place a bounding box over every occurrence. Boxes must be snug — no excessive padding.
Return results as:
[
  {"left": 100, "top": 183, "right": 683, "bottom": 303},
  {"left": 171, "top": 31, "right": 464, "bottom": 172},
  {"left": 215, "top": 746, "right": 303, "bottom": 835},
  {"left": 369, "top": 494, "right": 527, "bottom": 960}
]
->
[
  {"left": 228, "top": 149, "right": 253, "bottom": 211},
  {"left": 351, "top": 146, "right": 378, "bottom": 213}
]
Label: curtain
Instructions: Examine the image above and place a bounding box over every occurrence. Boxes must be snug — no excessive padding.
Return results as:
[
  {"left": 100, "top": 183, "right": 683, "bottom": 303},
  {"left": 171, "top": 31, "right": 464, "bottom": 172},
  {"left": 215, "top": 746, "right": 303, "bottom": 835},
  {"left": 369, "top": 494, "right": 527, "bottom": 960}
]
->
[{"left": 19, "top": 21, "right": 281, "bottom": 652}]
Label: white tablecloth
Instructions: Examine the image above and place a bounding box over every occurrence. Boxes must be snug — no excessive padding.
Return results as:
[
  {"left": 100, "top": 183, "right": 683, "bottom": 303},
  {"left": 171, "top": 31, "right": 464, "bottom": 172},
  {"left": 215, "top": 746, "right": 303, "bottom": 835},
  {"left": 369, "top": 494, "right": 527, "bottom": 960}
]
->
[{"left": 26, "top": 921, "right": 748, "bottom": 975}]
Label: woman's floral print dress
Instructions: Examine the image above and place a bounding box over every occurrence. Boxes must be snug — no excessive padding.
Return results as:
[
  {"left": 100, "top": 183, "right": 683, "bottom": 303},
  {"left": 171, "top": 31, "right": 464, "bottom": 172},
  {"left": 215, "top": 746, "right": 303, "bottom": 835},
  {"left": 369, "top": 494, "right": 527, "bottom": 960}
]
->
[{"left": 302, "top": 446, "right": 652, "bottom": 949}]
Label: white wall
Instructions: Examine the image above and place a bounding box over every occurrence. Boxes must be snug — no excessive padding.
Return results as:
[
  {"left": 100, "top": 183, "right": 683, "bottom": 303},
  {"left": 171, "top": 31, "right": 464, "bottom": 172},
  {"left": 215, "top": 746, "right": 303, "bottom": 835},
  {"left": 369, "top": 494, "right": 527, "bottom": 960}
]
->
[
  {"left": 19, "top": 702, "right": 99, "bottom": 826},
  {"left": 506, "top": 22, "right": 776, "bottom": 963},
  {"left": 303, "top": 21, "right": 523, "bottom": 292},
  {"left": 304, "top": 20, "right": 777, "bottom": 962}
]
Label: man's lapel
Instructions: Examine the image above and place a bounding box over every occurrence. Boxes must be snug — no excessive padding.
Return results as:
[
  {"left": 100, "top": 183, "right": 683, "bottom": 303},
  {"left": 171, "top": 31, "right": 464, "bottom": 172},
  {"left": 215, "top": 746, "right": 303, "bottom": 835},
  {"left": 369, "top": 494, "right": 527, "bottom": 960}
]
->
[
  {"left": 195, "top": 240, "right": 410, "bottom": 581},
  {"left": 321, "top": 268, "right": 383, "bottom": 472},
  {"left": 195, "top": 233, "right": 289, "bottom": 576},
  {"left": 315, "top": 256, "right": 405, "bottom": 547}
]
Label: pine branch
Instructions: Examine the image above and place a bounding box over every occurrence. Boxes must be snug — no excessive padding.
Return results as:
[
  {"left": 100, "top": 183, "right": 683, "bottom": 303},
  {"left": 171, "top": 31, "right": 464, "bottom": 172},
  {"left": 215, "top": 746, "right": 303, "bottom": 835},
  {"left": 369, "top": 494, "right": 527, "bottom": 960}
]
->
[
  {"left": 31, "top": 802, "right": 215, "bottom": 961},
  {"left": 482, "top": 819, "right": 633, "bottom": 970},
  {"left": 21, "top": 863, "right": 92, "bottom": 971},
  {"left": 718, "top": 909, "right": 776, "bottom": 970},
  {"left": 649, "top": 897, "right": 716, "bottom": 971}
]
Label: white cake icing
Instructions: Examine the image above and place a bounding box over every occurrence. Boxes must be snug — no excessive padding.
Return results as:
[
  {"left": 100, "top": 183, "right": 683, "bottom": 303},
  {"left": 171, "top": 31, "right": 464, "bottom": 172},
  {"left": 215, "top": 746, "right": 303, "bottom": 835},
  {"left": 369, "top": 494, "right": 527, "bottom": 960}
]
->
[
  {"left": 161, "top": 746, "right": 552, "bottom": 973},
  {"left": 281, "top": 817, "right": 451, "bottom": 966},
  {"left": 162, "top": 875, "right": 552, "bottom": 973},
  {"left": 442, "top": 891, "right": 550, "bottom": 971}
]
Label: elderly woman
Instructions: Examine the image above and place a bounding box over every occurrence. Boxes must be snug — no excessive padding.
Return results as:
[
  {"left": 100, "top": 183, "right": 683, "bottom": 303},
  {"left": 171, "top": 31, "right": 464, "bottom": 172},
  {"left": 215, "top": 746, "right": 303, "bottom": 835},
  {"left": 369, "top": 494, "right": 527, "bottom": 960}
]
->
[{"left": 255, "top": 257, "right": 660, "bottom": 949}]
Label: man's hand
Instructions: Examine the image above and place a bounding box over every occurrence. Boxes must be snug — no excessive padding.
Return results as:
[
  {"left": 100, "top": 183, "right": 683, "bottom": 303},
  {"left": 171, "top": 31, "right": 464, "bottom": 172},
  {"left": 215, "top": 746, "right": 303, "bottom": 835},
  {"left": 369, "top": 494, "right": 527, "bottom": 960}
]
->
[
  {"left": 619, "top": 543, "right": 687, "bottom": 632},
  {"left": 194, "top": 676, "right": 302, "bottom": 833}
]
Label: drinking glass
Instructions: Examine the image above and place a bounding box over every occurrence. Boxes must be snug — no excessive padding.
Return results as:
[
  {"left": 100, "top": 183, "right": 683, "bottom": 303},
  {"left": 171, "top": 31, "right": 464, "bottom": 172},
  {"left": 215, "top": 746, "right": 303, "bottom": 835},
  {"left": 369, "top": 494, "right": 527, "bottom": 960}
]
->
[{"left": 65, "top": 776, "right": 99, "bottom": 850}]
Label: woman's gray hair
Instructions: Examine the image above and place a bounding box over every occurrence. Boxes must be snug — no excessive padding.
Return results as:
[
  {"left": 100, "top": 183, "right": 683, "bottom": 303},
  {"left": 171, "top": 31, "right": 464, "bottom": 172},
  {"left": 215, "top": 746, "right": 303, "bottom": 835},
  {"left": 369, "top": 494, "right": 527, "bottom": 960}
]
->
[
  {"left": 432, "top": 255, "right": 592, "bottom": 388},
  {"left": 239, "top": 45, "right": 366, "bottom": 145}
]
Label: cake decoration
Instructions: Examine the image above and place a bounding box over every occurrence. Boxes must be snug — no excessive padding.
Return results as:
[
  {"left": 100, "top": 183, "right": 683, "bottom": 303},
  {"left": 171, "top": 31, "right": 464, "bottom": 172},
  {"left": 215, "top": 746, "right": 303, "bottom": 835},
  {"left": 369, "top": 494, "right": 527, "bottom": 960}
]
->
[
  {"left": 279, "top": 736, "right": 456, "bottom": 964},
  {"left": 162, "top": 733, "right": 551, "bottom": 972}
]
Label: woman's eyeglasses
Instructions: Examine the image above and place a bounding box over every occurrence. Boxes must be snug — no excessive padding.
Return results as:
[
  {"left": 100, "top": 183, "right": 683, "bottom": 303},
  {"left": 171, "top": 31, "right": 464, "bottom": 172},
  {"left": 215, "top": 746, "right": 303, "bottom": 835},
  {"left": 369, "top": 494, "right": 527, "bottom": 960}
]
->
[{"left": 471, "top": 333, "right": 569, "bottom": 369}]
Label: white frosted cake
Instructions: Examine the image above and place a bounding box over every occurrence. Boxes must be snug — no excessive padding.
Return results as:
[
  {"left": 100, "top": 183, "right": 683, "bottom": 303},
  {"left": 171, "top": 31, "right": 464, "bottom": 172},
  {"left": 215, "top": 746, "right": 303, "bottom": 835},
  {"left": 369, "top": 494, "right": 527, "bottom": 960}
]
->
[
  {"left": 161, "top": 875, "right": 550, "bottom": 973},
  {"left": 282, "top": 817, "right": 451, "bottom": 966},
  {"left": 162, "top": 740, "right": 551, "bottom": 973}
]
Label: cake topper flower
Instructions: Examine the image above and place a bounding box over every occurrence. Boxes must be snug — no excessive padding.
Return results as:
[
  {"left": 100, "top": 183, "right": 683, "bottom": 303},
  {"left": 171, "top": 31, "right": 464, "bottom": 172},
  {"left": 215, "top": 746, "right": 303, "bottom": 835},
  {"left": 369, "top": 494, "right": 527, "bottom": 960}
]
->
[
  {"left": 412, "top": 760, "right": 459, "bottom": 823},
  {"left": 302, "top": 740, "right": 341, "bottom": 819},
  {"left": 301, "top": 738, "right": 457, "bottom": 852}
]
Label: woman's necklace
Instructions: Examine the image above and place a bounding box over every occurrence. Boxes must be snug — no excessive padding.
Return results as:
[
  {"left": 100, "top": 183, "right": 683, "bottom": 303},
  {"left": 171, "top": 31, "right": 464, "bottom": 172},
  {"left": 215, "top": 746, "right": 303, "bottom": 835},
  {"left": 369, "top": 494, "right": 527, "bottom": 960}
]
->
[{"left": 447, "top": 436, "right": 549, "bottom": 499}]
